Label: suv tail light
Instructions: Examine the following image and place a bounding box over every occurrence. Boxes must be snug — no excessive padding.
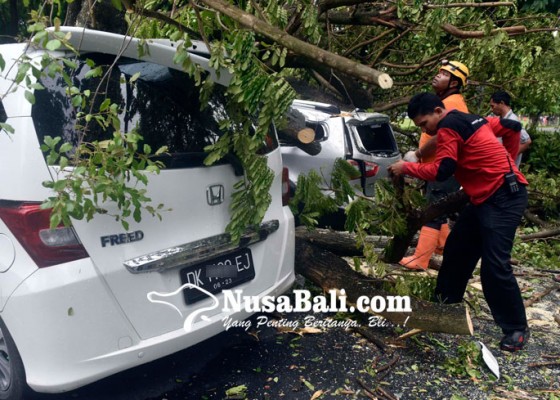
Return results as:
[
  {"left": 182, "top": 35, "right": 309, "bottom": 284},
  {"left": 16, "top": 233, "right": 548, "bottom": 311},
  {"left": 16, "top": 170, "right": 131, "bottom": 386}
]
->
[
  {"left": 347, "top": 159, "right": 379, "bottom": 178},
  {"left": 346, "top": 159, "right": 362, "bottom": 179},
  {"left": 363, "top": 161, "right": 380, "bottom": 178},
  {"left": 282, "top": 167, "right": 290, "bottom": 206},
  {"left": 0, "top": 202, "right": 89, "bottom": 268}
]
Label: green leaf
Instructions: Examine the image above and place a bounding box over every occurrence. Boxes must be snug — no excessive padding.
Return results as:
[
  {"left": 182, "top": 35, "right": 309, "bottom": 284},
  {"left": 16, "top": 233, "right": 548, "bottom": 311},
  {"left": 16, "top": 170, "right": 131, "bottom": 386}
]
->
[
  {"left": 46, "top": 39, "right": 62, "bottom": 51},
  {"left": 24, "top": 90, "right": 36, "bottom": 105},
  {"left": 0, "top": 54, "right": 5, "bottom": 71},
  {"left": 0, "top": 123, "right": 14, "bottom": 134},
  {"left": 225, "top": 384, "right": 248, "bottom": 396},
  {"left": 130, "top": 72, "right": 141, "bottom": 83},
  {"left": 301, "top": 378, "right": 314, "bottom": 391},
  {"left": 111, "top": 0, "right": 123, "bottom": 11}
]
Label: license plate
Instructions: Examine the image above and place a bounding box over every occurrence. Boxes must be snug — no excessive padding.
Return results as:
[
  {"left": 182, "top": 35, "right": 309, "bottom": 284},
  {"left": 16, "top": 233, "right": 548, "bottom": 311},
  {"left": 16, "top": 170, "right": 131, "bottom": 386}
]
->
[{"left": 179, "top": 248, "right": 255, "bottom": 304}]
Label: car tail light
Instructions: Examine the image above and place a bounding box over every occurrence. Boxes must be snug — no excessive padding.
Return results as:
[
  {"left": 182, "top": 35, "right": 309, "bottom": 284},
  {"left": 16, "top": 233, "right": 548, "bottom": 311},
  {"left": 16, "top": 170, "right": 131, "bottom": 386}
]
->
[
  {"left": 363, "top": 161, "right": 380, "bottom": 178},
  {"left": 282, "top": 167, "right": 290, "bottom": 206},
  {"left": 0, "top": 202, "right": 89, "bottom": 268},
  {"left": 346, "top": 159, "right": 361, "bottom": 177},
  {"left": 347, "top": 159, "right": 360, "bottom": 169}
]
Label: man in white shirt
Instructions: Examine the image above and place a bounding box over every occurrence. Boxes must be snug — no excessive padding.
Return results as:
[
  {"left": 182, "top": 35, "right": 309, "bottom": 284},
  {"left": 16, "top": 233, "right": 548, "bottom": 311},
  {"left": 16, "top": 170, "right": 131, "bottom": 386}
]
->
[{"left": 490, "top": 91, "right": 532, "bottom": 167}]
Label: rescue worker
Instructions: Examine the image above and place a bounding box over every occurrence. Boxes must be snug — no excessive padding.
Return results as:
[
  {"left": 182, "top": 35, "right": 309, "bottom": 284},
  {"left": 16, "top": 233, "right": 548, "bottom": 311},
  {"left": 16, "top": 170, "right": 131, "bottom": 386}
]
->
[
  {"left": 400, "top": 60, "right": 469, "bottom": 270},
  {"left": 490, "top": 90, "right": 532, "bottom": 167},
  {"left": 389, "top": 93, "right": 530, "bottom": 352}
]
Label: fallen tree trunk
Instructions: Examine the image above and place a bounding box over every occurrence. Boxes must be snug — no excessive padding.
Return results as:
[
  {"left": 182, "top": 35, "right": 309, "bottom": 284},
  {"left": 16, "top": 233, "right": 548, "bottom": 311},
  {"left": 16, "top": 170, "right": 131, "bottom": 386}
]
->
[
  {"left": 295, "top": 240, "right": 474, "bottom": 335},
  {"left": 295, "top": 226, "right": 391, "bottom": 256},
  {"left": 383, "top": 188, "right": 469, "bottom": 263}
]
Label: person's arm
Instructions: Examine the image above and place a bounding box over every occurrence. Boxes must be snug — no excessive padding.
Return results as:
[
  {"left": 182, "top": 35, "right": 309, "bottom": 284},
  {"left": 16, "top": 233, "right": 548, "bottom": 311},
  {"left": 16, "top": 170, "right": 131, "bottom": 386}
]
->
[
  {"left": 519, "top": 130, "right": 531, "bottom": 154},
  {"left": 390, "top": 129, "right": 459, "bottom": 181},
  {"left": 485, "top": 116, "right": 521, "bottom": 160}
]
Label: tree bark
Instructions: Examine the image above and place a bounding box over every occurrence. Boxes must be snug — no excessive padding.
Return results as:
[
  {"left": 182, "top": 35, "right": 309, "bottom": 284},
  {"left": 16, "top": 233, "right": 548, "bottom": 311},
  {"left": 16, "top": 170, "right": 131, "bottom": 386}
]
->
[
  {"left": 295, "top": 240, "right": 474, "bottom": 335},
  {"left": 296, "top": 226, "right": 390, "bottom": 256},
  {"left": 285, "top": 58, "right": 374, "bottom": 108},
  {"left": 442, "top": 23, "right": 526, "bottom": 39},
  {"left": 277, "top": 108, "right": 315, "bottom": 144},
  {"left": 197, "top": 0, "right": 393, "bottom": 88},
  {"left": 519, "top": 227, "right": 560, "bottom": 241},
  {"left": 383, "top": 190, "right": 469, "bottom": 263},
  {"left": 66, "top": 0, "right": 128, "bottom": 34},
  {"left": 320, "top": 11, "right": 407, "bottom": 30}
]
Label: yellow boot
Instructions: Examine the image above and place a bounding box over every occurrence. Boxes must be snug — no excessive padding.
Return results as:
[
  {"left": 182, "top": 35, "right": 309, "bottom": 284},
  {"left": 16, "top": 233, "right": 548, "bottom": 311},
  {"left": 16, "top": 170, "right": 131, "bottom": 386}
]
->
[
  {"left": 399, "top": 227, "right": 440, "bottom": 270},
  {"left": 434, "top": 223, "right": 450, "bottom": 255}
]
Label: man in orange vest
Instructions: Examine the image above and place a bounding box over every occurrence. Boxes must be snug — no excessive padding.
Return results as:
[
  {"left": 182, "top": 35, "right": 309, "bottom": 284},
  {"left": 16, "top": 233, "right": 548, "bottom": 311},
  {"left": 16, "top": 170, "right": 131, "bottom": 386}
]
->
[{"left": 400, "top": 60, "right": 469, "bottom": 270}]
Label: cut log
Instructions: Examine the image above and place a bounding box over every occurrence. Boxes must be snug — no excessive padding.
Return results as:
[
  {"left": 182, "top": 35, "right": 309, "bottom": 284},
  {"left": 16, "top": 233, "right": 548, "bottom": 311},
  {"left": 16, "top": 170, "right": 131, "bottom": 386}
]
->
[
  {"left": 297, "top": 128, "right": 315, "bottom": 144},
  {"left": 523, "top": 284, "right": 559, "bottom": 308},
  {"left": 277, "top": 108, "right": 322, "bottom": 155},
  {"left": 278, "top": 107, "right": 315, "bottom": 144},
  {"left": 295, "top": 240, "right": 474, "bottom": 335},
  {"left": 295, "top": 226, "right": 391, "bottom": 256}
]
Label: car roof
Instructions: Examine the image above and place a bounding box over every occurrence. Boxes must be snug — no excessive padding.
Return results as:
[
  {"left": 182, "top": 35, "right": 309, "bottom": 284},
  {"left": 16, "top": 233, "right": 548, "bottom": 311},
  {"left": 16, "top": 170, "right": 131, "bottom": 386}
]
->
[
  {"left": 36, "top": 27, "right": 227, "bottom": 85},
  {"left": 292, "top": 99, "right": 390, "bottom": 124}
]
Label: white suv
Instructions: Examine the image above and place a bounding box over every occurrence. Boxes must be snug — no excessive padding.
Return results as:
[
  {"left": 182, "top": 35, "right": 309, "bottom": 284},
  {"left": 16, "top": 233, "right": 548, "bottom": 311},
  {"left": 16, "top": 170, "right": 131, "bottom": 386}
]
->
[
  {"left": 281, "top": 100, "right": 401, "bottom": 197},
  {"left": 0, "top": 27, "right": 294, "bottom": 396}
]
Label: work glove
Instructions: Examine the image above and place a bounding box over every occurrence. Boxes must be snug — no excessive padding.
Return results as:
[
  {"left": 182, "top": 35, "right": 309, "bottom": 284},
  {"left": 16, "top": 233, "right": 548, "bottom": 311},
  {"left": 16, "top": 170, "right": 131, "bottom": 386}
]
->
[{"left": 403, "top": 150, "right": 419, "bottom": 163}]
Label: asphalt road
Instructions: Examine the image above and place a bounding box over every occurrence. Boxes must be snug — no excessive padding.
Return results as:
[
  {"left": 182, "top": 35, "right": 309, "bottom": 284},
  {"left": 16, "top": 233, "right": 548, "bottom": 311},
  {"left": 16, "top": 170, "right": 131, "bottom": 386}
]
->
[{"left": 27, "top": 311, "right": 380, "bottom": 400}]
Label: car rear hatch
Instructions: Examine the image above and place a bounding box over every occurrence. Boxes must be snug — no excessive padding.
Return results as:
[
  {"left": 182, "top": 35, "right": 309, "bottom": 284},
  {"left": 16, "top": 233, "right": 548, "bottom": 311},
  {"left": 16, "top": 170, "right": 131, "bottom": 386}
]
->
[
  {"left": 345, "top": 113, "right": 400, "bottom": 196},
  {"left": 31, "top": 29, "right": 285, "bottom": 339}
]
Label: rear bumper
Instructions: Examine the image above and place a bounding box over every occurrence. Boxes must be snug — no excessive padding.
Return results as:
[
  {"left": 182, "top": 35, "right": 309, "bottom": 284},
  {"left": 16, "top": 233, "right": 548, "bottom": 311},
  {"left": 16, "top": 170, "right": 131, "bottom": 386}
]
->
[{"left": 1, "top": 210, "right": 295, "bottom": 393}]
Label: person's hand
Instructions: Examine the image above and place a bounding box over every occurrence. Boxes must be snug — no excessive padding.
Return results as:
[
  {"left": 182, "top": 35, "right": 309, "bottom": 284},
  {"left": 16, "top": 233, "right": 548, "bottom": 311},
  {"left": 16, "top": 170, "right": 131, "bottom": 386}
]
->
[
  {"left": 403, "top": 150, "right": 419, "bottom": 163},
  {"left": 387, "top": 160, "right": 406, "bottom": 177}
]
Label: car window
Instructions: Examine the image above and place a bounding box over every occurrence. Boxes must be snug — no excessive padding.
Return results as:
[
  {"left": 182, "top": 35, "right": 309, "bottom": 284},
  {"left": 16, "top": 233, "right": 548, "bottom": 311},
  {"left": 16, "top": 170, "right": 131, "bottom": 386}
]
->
[
  {"left": 354, "top": 123, "right": 397, "bottom": 152},
  {"left": 31, "top": 54, "right": 277, "bottom": 168},
  {"left": 305, "top": 121, "right": 327, "bottom": 141}
]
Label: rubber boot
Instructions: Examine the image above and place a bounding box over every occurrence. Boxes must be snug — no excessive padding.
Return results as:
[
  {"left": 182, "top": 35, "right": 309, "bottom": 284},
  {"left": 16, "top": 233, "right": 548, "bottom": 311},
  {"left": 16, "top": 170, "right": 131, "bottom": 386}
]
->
[
  {"left": 434, "top": 223, "right": 450, "bottom": 255},
  {"left": 399, "top": 227, "right": 440, "bottom": 270}
]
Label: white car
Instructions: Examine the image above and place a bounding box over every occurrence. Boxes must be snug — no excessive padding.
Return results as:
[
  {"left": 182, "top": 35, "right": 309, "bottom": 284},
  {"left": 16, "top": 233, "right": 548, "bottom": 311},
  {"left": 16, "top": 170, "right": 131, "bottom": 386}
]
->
[
  {"left": 281, "top": 100, "right": 401, "bottom": 197},
  {"left": 0, "top": 27, "right": 294, "bottom": 397}
]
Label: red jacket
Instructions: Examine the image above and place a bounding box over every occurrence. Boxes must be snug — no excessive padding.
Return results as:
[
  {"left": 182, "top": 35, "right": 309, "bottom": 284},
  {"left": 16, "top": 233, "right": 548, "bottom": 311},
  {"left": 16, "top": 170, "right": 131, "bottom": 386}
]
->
[{"left": 403, "top": 110, "right": 528, "bottom": 205}]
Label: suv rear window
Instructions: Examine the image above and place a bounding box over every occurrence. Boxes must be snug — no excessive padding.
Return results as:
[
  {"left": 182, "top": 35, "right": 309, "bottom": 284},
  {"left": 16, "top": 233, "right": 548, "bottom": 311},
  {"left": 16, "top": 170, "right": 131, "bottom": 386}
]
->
[
  {"left": 354, "top": 123, "right": 398, "bottom": 154},
  {"left": 32, "top": 54, "right": 277, "bottom": 168}
]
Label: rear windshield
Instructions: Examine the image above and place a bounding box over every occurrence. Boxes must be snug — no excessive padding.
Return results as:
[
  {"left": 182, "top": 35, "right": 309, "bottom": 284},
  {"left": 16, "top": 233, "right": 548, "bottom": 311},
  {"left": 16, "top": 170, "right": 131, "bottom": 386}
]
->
[
  {"left": 354, "top": 123, "right": 398, "bottom": 155},
  {"left": 31, "top": 54, "right": 277, "bottom": 168}
]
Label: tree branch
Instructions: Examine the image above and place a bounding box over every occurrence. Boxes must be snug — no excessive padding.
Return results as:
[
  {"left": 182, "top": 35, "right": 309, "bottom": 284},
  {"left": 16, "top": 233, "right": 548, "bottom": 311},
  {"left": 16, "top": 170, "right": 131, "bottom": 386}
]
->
[
  {"left": 379, "top": 47, "right": 459, "bottom": 76},
  {"left": 321, "top": 10, "right": 407, "bottom": 30},
  {"left": 372, "top": 96, "right": 412, "bottom": 111},
  {"left": 370, "top": 27, "right": 413, "bottom": 67},
  {"left": 442, "top": 23, "right": 526, "bottom": 38},
  {"left": 317, "top": 0, "right": 394, "bottom": 15},
  {"left": 130, "top": 5, "right": 201, "bottom": 39},
  {"left": 425, "top": 1, "right": 514, "bottom": 8},
  {"left": 519, "top": 227, "right": 560, "bottom": 241},
  {"left": 343, "top": 28, "right": 394, "bottom": 57},
  {"left": 197, "top": 0, "right": 393, "bottom": 88}
]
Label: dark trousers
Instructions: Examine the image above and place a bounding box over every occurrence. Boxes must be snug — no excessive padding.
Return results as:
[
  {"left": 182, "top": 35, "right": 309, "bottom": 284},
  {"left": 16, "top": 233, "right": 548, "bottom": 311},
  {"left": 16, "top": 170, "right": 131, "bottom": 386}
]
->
[
  {"left": 434, "top": 183, "right": 528, "bottom": 333},
  {"left": 425, "top": 176, "right": 461, "bottom": 228}
]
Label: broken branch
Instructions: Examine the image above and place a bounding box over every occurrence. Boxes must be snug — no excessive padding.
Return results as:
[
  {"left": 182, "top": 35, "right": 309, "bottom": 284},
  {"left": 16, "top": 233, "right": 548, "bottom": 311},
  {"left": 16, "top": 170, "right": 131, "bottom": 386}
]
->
[
  {"left": 442, "top": 23, "right": 526, "bottom": 38},
  {"left": 523, "top": 284, "right": 559, "bottom": 308}
]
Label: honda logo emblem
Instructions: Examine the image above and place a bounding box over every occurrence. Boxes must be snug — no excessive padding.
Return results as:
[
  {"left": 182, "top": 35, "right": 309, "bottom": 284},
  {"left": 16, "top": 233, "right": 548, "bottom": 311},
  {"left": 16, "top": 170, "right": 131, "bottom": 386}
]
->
[{"left": 206, "top": 184, "right": 224, "bottom": 206}]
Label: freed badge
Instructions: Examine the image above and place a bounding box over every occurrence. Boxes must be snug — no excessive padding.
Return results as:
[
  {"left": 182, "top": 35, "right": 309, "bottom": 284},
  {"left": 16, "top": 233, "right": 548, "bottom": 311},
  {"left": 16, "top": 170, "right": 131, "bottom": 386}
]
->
[{"left": 100, "top": 230, "right": 144, "bottom": 247}]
